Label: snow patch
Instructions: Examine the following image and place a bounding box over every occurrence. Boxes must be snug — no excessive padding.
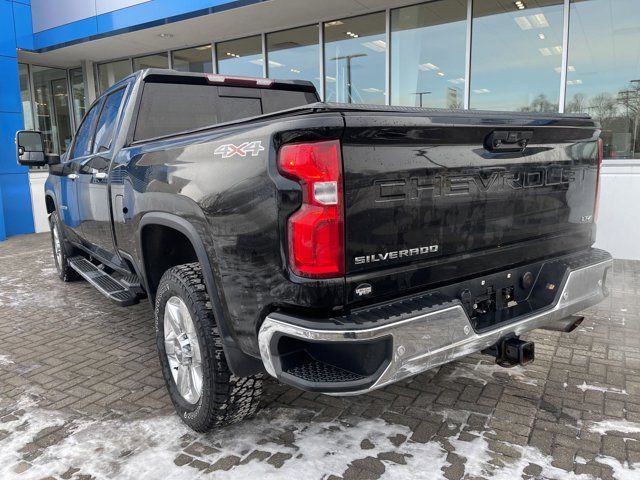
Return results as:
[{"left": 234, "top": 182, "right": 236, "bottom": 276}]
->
[
  {"left": 576, "top": 382, "right": 628, "bottom": 395},
  {"left": 0, "top": 354, "right": 14, "bottom": 366},
  {"left": 2, "top": 395, "right": 638, "bottom": 479},
  {"left": 0, "top": 396, "right": 450, "bottom": 480},
  {"left": 588, "top": 420, "right": 640, "bottom": 435},
  {"left": 449, "top": 360, "right": 539, "bottom": 386},
  {"left": 596, "top": 456, "right": 639, "bottom": 480}
]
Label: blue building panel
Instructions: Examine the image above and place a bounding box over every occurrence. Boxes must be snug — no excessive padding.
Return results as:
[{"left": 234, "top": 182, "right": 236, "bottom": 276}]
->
[
  {"left": 32, "top": 0, "right": 263, "bottom": 51},
  {"left": 32, "top": 17, "right": 99, "bottom": 51},
  {"left": 12, "top": 1, "right": 34, "bottom": 51},
  {"left": 0, "top": 112, "right": 27, "bottom": 175},
  {"left": 0, "top": 1, "right": 18, "bottom": 58},
  {"left": 0, "top": 56, "right": 22, "bottom": 115},
  {"left": 0, "top": 172, "right": 35, "bottom": 236},
  {"left": 0, "top": 184, "right": 5, "bottom": 241}
]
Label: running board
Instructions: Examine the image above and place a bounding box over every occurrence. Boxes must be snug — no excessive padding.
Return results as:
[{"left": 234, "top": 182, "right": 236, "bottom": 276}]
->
[{"left": 68, "top": 256, "right": 139, "bottom": 307}]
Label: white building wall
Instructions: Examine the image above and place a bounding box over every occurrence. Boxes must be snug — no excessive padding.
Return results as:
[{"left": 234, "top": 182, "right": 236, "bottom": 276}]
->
[
  {"left": 593, "top": 161, "right": 640, "bottom": 260},
  {"left": 28, "top": 172, "right": 49, "bottom": 233}
]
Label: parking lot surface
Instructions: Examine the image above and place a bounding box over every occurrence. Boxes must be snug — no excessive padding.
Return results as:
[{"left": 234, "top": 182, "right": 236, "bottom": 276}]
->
[{"left": 0, "top": 233, "right": 639, "bottom": 479}]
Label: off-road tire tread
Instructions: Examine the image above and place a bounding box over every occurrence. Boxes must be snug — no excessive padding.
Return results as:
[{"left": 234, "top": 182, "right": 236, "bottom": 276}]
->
[
  {"left": 155, "top": 262, "right": 263, "bottom": 432},
  {"left": 49, "top": 211, "right": 80, "bottom": 282}
]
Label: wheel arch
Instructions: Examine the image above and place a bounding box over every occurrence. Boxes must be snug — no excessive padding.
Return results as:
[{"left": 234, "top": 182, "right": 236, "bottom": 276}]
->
[{"left": 138, "top": 212, "right": 264, "bottom": 376}]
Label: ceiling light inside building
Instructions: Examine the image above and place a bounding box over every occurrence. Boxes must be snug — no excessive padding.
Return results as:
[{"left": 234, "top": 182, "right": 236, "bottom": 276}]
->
[
  {"left": 325, "top": 21, "right": 344, "bottom": 27},
  {"left": 346, "top": 31, "right": 359, "bottom": 38},
  {"left": 448, "top": 77, "right": 465, "bottom": 85},
  {"left": 436, "top": 72, "right": 445, "bottom": 77},
  {"left": 552, "top": 45, "right": 563, "bottom": 54},
  {"left": 473, "top": 88, "right": 491, "bottom": 94},
  {"left": 362, "top": 40, "right": 386, "bottom": 52},
  {"left": 514, "top": 16, "right": 532, "bottom": 30},
  {"left": 539, "top": 47, "right": 552, "bottom": 56},
  {"left": 363, "top": 87, "right": 383, "bottom": 93},
  {"left": 529, "top": 13, "right": 549, "bottom": 28},
  {"left": 418, "top": 62, "right": 440, "bottom": 71},
  {"left": 158, "top": 33, "right": 174, "bottom": 38},
  {"left": 538, "top": 33, "right": 545, "bottom": 40},
  {"left": 515, "top": 1, "right": 526, "bottom": 10}
]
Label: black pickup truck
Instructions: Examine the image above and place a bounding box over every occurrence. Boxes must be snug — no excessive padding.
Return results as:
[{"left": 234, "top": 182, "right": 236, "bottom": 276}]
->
[{"left": 16, "top": 69, "right": 611, "bottom": 432}]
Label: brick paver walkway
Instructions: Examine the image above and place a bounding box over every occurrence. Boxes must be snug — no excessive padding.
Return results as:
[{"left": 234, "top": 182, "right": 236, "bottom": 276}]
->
[{"left": 0, "top": 233, "right": 638, "bottom": 479}]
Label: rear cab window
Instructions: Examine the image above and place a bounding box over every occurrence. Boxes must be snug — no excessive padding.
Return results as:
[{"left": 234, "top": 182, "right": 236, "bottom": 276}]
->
[{"left": 133, "top": 79, "right": 319, "bottom": 142}]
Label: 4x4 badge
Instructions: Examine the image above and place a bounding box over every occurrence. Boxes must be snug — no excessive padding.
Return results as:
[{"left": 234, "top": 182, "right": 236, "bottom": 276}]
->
[{"left": 214, "top": 141, "right": 265, "bottom": 158}]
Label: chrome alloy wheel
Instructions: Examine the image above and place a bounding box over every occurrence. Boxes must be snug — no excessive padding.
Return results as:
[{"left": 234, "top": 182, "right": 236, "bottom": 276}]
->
[
  {"left": 164, "top": 296, "right": 203, "bottom": 404},
  {"left": 52, "top": 224, "right": 63, "bottom": 268}
]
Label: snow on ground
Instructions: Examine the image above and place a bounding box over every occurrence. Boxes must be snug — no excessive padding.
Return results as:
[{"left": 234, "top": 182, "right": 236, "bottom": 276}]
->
[
  {"left": 588, "top": 420, "right": 640, "bottom": 436},
  {"left": 576, "top": 382, "right": 628, "bottom": 395},
  {"left": 448, "top": 360, "right": 539, "bottom": 387},
  {"left": 0, "top": 354, "right": 13, "bottom": 366},
  {"left": 1, "top": 393, "right": 638, "bottom": 480}
]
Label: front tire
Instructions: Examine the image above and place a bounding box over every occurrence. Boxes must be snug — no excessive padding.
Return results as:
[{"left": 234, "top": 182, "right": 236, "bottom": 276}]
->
[
  {"left": 49, "top": 211, "right": 80, "bottom": 282},
  {"left": 155, "top": 263, "right": 262, "bottom": 432}
]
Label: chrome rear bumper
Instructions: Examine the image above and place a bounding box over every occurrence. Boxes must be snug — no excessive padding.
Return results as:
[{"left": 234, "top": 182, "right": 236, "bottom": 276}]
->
[{"left": 258, "top": 252, "right": 612, "bottom": 395}]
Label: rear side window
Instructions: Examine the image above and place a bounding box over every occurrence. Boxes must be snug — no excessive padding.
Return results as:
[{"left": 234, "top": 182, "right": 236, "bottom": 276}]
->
[
  {"left": 93, "top": 88, "right": 126, "bottom": 153},
  {"left": 133, "top": 82, "right": 318, "bottom": 141}
]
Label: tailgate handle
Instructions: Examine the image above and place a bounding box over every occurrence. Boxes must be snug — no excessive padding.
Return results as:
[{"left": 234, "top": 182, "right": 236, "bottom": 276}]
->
[{"left": 484, "top": 130, "right": 533, "bottom": 153}]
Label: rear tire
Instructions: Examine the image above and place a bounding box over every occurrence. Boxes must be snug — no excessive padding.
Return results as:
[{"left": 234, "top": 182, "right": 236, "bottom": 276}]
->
[
  {"left": 155, "top": 263, "right": 263, "bottom": 432},
  {"left": 49, "top": 211, "right": 80, "bottom": 282}
]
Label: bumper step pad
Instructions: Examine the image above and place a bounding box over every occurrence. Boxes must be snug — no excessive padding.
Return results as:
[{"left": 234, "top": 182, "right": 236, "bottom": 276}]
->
[
  {"left": 285, "top": 361, "right": 366, "bottom": 384},
  {"left": 68, "top": 257, "right": 139, "bottom": 307}
]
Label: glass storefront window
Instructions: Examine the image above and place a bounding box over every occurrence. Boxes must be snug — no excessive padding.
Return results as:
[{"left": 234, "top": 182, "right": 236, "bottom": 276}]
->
[
  {"left": 97, "top": 59, "right": 132, "bottom": 93},
  {"left": 216, "top": 36, "right": 263, "bottom": 77},
  {"left": 32, "top": 66, "right": 73, "bottom": 155},
  {"left": 391, "top": 1, "right": 467, "bottom": 109},
  {"left": 172, "top": 45, "right": 213, "bottom": 73},
  {"left": 470, "top": 0, "right": 564, "bottom": 112},
  {"left": 267, "top": 25, "right": 320, "bottom": 93},
  {"left": 324, "top": 13, "right": 386, "bottom": 105},
  {"left": 133, "top": 52, "right": 169, "bottom": 71},
  {"left": 18, "top": 64, "right": 34, "bottom": 130},
  {"left": 566, "top": 0, "right": 640, "bottom": 159},
  {"left": 69, "top": 67, "right": 86, "bottom": 127}
]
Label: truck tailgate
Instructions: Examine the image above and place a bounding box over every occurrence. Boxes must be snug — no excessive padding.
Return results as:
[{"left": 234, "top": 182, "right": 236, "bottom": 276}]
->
[{"left": 341, "top": 109, "right": 600, "bottom": 304}]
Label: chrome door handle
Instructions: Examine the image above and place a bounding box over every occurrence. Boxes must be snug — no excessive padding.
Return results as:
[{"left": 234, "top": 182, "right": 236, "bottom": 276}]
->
[
  {"left": 68, "top": 173, "right": 79, "bottom": 180},
  {"left": 94, "top": 172, "right": 108, "bottom": 180}
]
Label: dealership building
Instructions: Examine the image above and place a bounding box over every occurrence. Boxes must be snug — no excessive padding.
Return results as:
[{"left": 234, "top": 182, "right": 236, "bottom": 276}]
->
[{"left": 0, "top": 0, "right": 638, "bottom": 257}]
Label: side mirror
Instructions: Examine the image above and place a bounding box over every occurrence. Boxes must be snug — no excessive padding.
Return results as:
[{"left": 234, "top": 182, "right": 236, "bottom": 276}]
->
[{"left": 16, "top": 130, "right": 47, "bottom": 167}]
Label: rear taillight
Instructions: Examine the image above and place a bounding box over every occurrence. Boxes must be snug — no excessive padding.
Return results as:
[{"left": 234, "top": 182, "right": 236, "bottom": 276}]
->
[
  {"left": 278, "top": 140, "right": 344, "bottom": 278},
  {"left": 594, "top": 137, "right": 603, "bottom": 222}
]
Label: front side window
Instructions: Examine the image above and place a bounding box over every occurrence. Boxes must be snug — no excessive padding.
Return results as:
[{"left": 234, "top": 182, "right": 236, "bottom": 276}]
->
[
  {"left": 71, "top": 100, "right": 102, "bottom": 159},
  {"left": 324, "top": 13, "right": 386, "bottom": 105},
  {"left": 566, "top": 0, "right": 640, "bottom": 159},
  {"left": 470, "top": 0, "right": 564, "bottom": 112},
  {"left": 93, "top": 88, "right": 126, "bottom": 153}
]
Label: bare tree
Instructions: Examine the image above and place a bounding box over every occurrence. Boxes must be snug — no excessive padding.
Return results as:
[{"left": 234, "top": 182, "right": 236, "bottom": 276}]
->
[
  {"left": 565, "top": 93, "right": 587, "bottom": 114},
  {"left": 519, "top": 94, "right": 556, "bottom": 113},
  {"left": 589, "top": 93, "right": 617, "bottom": 122}
]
